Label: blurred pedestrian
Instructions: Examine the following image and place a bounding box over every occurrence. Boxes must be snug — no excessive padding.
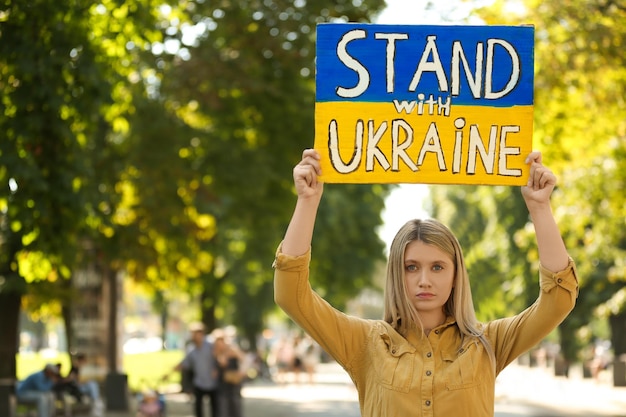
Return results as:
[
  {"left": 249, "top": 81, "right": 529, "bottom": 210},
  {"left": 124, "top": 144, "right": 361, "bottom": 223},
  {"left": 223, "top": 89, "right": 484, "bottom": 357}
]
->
[
  {"left": 299, "top": 336, "right": 321, "bottom": 384},
  {"left": 213, "top": 329, "right": 245, "bottom": 417},
  {"left": 270, "top": 336, "right": 295, "bottom": 384},
  {"left": 16, "top": 363, "right": 60, "bottom": 417},
  {"left": 171, "top": 322, "right": 220, "bottom": 417},
  {"left": 589, "top": 340, "right": 611, "bottom": 381},
  {"left": 291, "top": 335, "right": 305, "bottom": 383},
  {"left": 274, "top": 149, "right": 579, "bottom": 417},
  {"left": 55, "top": 352, "right": 103, "bottom": 414}
]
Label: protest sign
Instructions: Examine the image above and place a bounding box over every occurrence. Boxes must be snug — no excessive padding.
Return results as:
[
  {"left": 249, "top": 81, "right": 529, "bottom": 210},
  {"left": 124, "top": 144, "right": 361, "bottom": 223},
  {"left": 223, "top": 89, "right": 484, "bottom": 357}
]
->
[{"left": 315, "top": 23, "right": 534, "bottom": 185}]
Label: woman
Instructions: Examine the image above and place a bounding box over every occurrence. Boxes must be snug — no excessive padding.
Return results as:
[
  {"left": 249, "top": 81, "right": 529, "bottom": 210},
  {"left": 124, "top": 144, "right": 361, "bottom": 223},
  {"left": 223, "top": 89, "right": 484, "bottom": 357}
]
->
[
  {"left": 273, "top": 149, "right": 578, "bottom": 417},
  {"left": 61, "top": 354, "right": 101, "bottom": 405},
  {"left": 214, "top": 331, "right": 245, "bottom": 417}
]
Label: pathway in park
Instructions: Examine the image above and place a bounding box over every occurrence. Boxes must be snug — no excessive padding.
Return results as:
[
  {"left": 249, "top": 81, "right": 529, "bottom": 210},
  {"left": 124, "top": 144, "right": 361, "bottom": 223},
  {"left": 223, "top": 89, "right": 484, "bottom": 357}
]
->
[{"left": 104, "top": 361, "right": 626, "bottom": 417}]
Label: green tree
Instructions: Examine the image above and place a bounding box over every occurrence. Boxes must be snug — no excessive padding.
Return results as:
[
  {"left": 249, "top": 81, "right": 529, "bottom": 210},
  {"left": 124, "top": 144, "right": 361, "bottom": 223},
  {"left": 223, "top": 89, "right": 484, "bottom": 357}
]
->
[
  {"left": 472, "top": 0, "right": 626, "bottom": 367},
  {"left": 557, "top": 142, "right": 626, "bottom": 361},
  {"left": 0, "top": 0, "right": 114, "bottom": 380},
  {"left": 1, "top": 0, "right": 392, "bottom": 382},
  {"left": 0, "top": 0, "right": 164, "bottom": 380},
  {"left": 141, "top": 0, "right": 388, "bottom": 346},
  {"left": 429, "top": 185, "right": 534, "bottom": 322}
]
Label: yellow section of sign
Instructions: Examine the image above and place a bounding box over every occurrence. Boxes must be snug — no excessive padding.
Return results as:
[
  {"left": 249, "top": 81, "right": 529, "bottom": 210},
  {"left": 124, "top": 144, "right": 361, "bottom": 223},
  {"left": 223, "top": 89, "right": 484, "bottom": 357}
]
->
[{"left": 314, "top": 101, "right": 533, "bottom": 185}]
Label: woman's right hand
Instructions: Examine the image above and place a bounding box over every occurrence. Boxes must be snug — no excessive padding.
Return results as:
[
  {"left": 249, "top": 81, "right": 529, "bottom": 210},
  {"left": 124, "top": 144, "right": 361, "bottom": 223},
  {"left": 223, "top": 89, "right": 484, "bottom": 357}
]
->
[
  {"left": 281, "top": 149, "right": 324, "bottom": 256},
  {"left": 293, "top": 149, "right": 324, "bottom": 200}
]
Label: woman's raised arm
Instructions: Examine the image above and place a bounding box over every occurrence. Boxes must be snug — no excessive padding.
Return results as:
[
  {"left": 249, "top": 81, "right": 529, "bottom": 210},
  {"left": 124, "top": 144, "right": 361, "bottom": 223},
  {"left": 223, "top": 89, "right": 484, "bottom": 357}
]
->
[
  {"left": 522, "top": 151, "right": 570, "bottom": 272},
  {"left": 282, "top": 149, "right": 324, "bottom": 256}
]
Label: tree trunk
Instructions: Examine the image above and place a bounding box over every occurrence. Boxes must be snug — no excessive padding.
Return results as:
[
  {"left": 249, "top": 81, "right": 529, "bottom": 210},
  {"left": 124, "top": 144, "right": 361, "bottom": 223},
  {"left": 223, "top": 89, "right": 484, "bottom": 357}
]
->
[
  {"left": 61, "top": 276, "right": 74, "bottom": 353},
  {"left": 103, "top": 266, "right": 130, "bottom": 411},
  {"left": 200, "top": 283, "right": 218, "bottom": 333},
  {"left": 556, "top": 320, "right": 581, "bottom": 377},
  {"left": 153, "top": 290, "right": 167, "bottom": 351},
  {"left": 106, "top": 267, "right": 119, "bottom": 373},
  {"left": 200, "top": 297, "right": 217, "bottom": 333},
  {"left": 0, "top": 287, "right": 21, "bottom": 377},
  {"left": 609, "top": 311, "right": 626, "bottom": 387},
  {"left": 242, "top": 325, "right": 258, "bottom": 353},
  {"left": 0, "top": 274, "right": 23, "bottom": 417},
  {"left": 0, "top": 228, "right": 27, "bottom": 415},
  {"left": 160, "top": 302, "right": 168, "bottom": 351},
  {"left": 609, "top": 311, "right": 626, "bottom": 356}
]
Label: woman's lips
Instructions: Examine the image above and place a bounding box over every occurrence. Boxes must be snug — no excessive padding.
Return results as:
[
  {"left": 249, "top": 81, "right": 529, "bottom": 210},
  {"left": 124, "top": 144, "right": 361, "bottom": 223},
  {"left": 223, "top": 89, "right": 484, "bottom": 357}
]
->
[{"left": 416, "top": 292, "right": 435, "bottom": 299}]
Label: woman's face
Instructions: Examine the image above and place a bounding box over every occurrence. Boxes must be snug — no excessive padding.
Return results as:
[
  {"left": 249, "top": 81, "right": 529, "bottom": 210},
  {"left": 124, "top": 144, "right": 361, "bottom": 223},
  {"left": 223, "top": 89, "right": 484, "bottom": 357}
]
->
[
  {"left": 403, "top": 240, "right": 455, "bottom": 320},
  {"left": 213, "top": 338, "right": 226, "bottom": 353}
]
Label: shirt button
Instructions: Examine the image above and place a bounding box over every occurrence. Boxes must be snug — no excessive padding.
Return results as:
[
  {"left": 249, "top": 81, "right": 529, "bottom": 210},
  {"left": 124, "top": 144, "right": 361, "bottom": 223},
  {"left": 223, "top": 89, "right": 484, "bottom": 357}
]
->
[
  {"left": 426, "top": 352, "right": 432, "bottom": 358},
  {"left": 434, "top": 330, "right": 440, "bottom": 334},
  {"left": 557, "top": 278, "right": 563, "bottom": 283},
  {"left": 425, "top": 400, "right": 431, "bottom": 406},
  {"left": 426, "top": 371, "right": 432, "bottom": 376}
]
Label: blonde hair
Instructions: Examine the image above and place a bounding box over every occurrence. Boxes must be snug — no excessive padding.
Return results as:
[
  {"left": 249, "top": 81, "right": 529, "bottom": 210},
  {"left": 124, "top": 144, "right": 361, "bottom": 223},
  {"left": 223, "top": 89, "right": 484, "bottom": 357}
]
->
[{"left": 383, "top": 219, "right": 494, "bottom": 361}]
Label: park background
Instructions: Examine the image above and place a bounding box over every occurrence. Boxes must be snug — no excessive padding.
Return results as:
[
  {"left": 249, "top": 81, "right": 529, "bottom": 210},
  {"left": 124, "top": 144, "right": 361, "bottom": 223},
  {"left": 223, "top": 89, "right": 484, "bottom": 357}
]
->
[{"left": 1, "top": 0, "right": 625, "bottom": 410}]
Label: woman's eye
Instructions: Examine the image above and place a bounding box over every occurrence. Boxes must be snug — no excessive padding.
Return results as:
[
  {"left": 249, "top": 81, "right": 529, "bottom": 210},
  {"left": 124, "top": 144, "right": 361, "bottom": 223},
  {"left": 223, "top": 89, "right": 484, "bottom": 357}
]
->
[
  {"left": 432, "top": 264, "right": 443, "bottom": 271},
  {"left": 406, "top": 264, "right": 417, "bottom": 272}
]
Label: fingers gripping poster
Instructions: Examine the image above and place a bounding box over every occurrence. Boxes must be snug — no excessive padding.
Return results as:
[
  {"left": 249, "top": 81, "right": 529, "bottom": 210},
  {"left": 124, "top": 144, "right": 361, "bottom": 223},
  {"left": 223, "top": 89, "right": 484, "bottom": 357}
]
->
[{"left": 314, "top": 23, "right": 535, "bottom": 185}]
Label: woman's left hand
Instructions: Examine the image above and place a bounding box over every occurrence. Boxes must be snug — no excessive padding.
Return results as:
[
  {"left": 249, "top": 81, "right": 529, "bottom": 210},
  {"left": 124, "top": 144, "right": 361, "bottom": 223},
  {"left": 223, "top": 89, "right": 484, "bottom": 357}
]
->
[{"left": 521, "top": 151, "right": 556, "bottom": 206}]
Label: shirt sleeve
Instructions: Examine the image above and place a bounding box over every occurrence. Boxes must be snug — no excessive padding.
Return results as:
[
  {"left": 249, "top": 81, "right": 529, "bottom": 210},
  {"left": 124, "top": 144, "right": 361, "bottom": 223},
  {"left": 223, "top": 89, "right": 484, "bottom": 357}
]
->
[
  {"left": 487, "top": 257, "right": 579, "bottom": 374},
  {"left": 32, "top": 372, "right": 53, "bottom": 391},
  {"left": 273, "top": 242, "right": 372, "bottom": 368}
]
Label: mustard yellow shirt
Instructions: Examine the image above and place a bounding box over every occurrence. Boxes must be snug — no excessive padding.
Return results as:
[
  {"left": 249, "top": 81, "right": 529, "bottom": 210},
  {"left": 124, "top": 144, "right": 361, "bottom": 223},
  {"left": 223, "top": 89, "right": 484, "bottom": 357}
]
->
[{"left": 273, "top": 246, "right": 578, "bottom": 417}]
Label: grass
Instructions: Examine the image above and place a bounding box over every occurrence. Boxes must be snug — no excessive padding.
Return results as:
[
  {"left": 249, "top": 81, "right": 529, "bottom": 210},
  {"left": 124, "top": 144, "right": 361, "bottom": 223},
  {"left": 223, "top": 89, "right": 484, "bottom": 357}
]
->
[
  {"left": 17, "top": 350, "right": 184, "bottom": 392},
  {"left": 124, "top": 350, "right": 184, "bottom": 390}
]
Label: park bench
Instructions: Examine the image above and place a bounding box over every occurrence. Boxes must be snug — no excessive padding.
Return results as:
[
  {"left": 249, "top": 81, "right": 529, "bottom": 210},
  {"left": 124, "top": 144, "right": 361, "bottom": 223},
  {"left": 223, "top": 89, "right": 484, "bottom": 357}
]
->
[{"left": 15, "top": 392, "right": 93, "bottom": 417}]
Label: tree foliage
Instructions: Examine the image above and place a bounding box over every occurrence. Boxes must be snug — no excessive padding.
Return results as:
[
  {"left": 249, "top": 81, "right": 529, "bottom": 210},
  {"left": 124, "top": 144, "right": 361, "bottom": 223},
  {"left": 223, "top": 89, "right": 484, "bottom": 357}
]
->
[
  {"left": 439, "top": 0, "right": 626, "bottom": 362},
  {"left": 429, "top": 185, "right": 533, "bottom": 322},
  {"left": 0, "top": 0, "right": 390, "bottom": 383},
  {"left": 137, "top": 0, "right": 389, "bottom": 344},
  {"left": 0, "top": 0, "right": 158, "bottom": 377}
]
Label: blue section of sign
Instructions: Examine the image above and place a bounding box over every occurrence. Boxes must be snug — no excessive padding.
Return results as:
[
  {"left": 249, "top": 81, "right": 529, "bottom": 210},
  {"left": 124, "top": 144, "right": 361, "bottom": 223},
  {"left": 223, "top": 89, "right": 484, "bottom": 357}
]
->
[{"left": 316, "top": 23, "right": 534, "bottom": 106}]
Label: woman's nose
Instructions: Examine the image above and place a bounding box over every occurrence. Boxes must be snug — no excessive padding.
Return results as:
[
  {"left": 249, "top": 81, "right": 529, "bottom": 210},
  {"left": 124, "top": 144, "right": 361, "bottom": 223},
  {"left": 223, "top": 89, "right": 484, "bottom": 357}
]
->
[{"left": 417, "top": 271, "right": 431, "bottom": 287}]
